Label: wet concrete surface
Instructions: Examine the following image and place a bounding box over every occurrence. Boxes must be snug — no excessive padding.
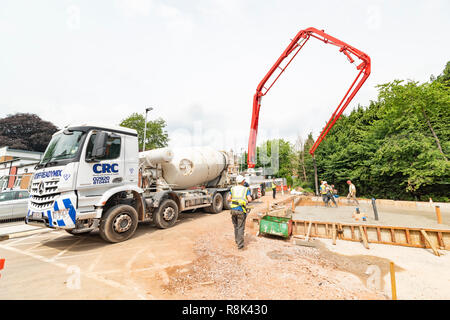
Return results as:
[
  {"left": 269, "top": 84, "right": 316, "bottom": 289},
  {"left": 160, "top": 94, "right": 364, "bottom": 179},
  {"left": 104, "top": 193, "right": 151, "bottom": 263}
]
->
[{"left": 293, "top": 203, "right": 450, "bottom": 229}]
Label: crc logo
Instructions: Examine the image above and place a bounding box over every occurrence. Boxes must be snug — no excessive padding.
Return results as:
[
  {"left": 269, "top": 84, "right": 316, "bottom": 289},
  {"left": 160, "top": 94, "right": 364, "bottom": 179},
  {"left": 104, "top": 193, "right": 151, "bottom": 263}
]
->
[{"left": 93, "top": 163, "right": 119, "bottom": 174}]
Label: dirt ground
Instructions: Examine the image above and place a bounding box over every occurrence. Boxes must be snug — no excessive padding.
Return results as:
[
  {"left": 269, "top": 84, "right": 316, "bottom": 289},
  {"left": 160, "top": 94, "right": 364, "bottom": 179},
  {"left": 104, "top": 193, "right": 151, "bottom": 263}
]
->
[
  {"left": 159, "top": 231, "right": 385, "bottom": 300},
  {"left": 2, "top": 193, "right": 446, "bottom": 300}
]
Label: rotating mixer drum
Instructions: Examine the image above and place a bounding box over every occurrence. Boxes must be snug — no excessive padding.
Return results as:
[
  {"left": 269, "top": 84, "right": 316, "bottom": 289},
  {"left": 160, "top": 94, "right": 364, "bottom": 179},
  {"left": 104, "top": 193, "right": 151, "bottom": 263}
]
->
[{"left": 140, "top": 146, "right": 228, "bottom": 189}]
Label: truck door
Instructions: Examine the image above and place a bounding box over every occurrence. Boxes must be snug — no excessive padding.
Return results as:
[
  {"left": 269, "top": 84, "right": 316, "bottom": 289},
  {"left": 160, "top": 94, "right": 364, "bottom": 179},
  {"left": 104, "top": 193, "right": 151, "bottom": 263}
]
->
[{"left": 76, "top": 130, "right": 125, "bottom": 209}]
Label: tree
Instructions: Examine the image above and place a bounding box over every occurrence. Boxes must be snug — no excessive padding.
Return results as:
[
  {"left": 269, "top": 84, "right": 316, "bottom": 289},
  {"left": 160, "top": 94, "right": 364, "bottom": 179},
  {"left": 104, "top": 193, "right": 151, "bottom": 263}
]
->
[
  {"left": 256, "top": 139, "right": 295, "bottom": 185},
  {"left": 261, "top": 63, "right": 450, "bottom": 201},
  {"left": 305, "top": 77, "right": 450, "bottom": 201},
  {"left": 0, "top": 113, "right": 58, "bottom": 152},
  {"left": 294, "top": 135, "right": 307, "bottom": 182},
  {"left": 119, "top": 112, "right": 169, "bottom": 151},
  {"left": 436, "top": 61, "right": 450, "bottom": 85}
]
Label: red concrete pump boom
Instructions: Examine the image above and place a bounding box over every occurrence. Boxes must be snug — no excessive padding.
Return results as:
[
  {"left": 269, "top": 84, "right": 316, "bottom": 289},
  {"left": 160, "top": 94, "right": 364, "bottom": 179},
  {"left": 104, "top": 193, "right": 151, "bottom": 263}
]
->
[{"left": 247, "top": 27, "right": 371, "bottom": 168}]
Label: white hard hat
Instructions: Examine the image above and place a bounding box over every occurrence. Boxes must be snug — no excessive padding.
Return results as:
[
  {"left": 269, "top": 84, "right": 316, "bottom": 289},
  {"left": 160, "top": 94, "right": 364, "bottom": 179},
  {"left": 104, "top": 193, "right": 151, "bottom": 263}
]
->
[
  {"left": 323, "top": 181, "right": 327, "bottom": 184},
  {"left": 236, "top": 175, "right": 245, "bottom": 183}
]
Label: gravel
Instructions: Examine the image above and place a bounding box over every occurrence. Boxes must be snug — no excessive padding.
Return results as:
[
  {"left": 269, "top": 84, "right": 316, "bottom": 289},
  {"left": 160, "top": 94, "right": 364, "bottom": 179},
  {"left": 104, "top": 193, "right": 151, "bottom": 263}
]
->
[{"left": 162, "top": 229, "right": 386, "bottom": 300}]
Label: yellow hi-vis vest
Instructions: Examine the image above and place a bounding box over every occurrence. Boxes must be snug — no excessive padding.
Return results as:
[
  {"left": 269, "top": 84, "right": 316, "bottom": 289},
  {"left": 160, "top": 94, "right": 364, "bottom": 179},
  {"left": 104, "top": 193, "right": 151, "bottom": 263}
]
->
[
  {"left": 320, "top": 184, "right": 327, "bottom": 194},
  {"left": 230, "top": 185, "right": 249, "bottom": 213}
]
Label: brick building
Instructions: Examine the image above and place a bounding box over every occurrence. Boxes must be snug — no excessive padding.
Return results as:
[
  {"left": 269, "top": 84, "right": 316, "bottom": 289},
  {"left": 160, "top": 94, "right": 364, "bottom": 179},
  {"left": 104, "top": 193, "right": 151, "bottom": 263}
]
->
[{"left": 0, "top": 147, "right": 43, "bottom": 190}]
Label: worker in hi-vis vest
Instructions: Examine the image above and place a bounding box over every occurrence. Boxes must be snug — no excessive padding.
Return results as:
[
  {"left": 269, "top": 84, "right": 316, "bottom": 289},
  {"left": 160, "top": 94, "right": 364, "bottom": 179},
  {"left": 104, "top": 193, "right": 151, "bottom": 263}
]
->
[
  {"left": 271, "top": 181, "right": 277, "bottom": 199},
  {"left": 227, "top": 175, "right": 253, "bottom": 250},
  {"left": 320, "top": 181, "right": 329, "bottom": 206}
]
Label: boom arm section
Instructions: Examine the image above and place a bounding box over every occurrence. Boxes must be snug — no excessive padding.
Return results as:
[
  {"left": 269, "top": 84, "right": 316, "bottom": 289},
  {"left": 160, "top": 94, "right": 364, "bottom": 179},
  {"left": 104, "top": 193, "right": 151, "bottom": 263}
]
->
[{"left": 247, "top": 27, "right": 371, "bottom": 168}]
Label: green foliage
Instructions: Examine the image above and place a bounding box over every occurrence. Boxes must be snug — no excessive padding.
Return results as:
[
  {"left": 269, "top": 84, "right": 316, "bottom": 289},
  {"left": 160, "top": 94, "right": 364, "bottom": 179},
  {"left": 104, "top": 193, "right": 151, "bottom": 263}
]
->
[
  {"left": 305, "top": 71, "right": 450, "bottom": 201},
  {"left": 436, "top": 61, "right": 450, "bottom": 85},
  {"left": 119, "top": 113, "right": 169, "bottom": 151},
  {"left": 256, "top": 139, "right": 295, "bottom": 184},
  {"left": 266, "top": 62, "right": 450, "bottom": 202},
  {"left": 0, "top": 113, "right": 58, "bottom": 152}
]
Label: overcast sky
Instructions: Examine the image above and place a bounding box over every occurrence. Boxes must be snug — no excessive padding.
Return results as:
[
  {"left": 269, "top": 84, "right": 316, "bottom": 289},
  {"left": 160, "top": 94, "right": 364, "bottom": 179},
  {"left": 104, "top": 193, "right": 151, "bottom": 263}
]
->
[{"left": 1, "top": 0, "right": 449, "bottom": 152}]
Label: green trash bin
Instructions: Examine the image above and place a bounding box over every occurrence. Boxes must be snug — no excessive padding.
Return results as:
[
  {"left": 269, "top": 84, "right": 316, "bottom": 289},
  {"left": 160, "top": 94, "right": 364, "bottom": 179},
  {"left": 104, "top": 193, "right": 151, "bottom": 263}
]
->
[{"left": 259, "top": 215, "right": 293, "bottom": 238}]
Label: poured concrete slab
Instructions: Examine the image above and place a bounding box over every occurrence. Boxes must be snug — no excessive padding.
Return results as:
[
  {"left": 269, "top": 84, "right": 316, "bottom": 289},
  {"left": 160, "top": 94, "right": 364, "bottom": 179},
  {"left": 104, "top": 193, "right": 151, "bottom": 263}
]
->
[{"left": 293, "top": 202, "right": 450, "bottom": 230}]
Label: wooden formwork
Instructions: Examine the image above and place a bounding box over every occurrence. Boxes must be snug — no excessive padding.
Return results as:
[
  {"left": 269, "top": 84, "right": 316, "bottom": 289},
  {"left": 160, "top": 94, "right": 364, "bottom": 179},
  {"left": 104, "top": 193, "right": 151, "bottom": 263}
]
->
[
  {"left": 291, "top": 219, "right": 450, "bottom": 253},
  {"left": 251, "top": 195, "right": 449, "bottom": 255}
]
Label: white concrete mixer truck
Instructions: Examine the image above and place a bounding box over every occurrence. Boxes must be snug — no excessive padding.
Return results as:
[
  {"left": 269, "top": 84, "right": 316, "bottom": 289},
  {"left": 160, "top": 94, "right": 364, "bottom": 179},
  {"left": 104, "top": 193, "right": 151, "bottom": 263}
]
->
[{"left": 25, "top": 124, "right": 238, "bottom": 242}]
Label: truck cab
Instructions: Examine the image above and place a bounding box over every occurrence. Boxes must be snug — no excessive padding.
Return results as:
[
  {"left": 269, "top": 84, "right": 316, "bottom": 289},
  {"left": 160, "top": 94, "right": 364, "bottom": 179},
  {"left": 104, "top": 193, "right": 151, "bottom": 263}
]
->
[{"left": 26, "top": 124, "right": 142, "bottom": 241}]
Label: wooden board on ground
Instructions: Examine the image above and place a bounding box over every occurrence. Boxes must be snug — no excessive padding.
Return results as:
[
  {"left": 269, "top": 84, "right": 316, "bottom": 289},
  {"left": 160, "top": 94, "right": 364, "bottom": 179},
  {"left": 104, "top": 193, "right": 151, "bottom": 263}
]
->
[
  {"left": 420, "top": 229, "right": 440, "bottom": 256},
  {"left": 359, "top": 225, "right": 370, "bottom": 249},
  {"left": 292, "top": 219, "right": 450, "bottom": 251}
]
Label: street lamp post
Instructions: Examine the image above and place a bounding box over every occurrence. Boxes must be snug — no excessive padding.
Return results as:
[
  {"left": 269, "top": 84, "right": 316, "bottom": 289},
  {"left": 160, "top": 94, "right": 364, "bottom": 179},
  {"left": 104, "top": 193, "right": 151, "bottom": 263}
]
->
[{"left": 143, "top": 107, "right": 153, "bottom": 151}]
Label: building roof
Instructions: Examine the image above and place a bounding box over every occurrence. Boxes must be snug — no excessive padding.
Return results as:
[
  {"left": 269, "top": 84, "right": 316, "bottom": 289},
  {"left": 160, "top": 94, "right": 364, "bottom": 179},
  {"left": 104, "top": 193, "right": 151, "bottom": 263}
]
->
[{"left": 0, "top": 146, "right": 43, "bottom": 156}]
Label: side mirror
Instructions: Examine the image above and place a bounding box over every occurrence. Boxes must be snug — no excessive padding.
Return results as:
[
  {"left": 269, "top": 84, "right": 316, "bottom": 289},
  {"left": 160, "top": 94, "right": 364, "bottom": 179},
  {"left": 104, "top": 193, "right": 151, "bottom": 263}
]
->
[{"left": 91, "top": 132, "right": 109, "bottom": 158}]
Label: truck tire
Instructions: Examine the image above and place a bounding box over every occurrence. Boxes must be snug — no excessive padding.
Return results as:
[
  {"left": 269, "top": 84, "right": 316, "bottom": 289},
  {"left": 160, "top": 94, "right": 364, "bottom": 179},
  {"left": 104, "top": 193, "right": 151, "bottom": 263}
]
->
[
  {"left": 99, "top": 204, "right": 138, "bottom": 243},
  {"left": 154, "top": 199, "right": 179, "bottom": 229},
  {"left": 205, "top": 192, "right": 223, "bottom": 214},
  {"left": 222, "top": 192, "right": 231, "bottom": 210}
]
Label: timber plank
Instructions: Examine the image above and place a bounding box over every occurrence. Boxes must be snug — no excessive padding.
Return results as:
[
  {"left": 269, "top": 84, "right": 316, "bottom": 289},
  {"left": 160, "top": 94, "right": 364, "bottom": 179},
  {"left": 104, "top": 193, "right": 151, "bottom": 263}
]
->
[
  {"left": 437, "top": 232, "right": 444, "bottom": 249},
  {"left": 390, "top": 228, "right": 396, "bottom": 243},
  {"left": 420, "top": 230, "right": 440, "bottom": 256},
  {"left": 332, "top": 224, "right": 337, "bottom": 245},
  {"left": 291, "top": 219, "right": 450, "bottom": 251},
  {"left": 359, "top": 226, "right": 370, "bottom": 249},
  {"left": 405, "top": 229, "right": 411, "bottom": 244}
]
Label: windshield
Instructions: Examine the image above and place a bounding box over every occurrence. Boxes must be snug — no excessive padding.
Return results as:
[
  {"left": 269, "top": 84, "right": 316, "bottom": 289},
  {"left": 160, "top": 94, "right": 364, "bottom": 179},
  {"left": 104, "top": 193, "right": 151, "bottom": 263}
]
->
[{"left": 39, "top": 130, "right": 85, "bottom": 166}]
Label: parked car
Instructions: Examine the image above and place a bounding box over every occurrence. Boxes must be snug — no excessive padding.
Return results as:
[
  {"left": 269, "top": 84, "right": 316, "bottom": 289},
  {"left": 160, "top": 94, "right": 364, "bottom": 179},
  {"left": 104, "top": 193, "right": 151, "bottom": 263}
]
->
[{"left": 0, "top": 190, "right": 30, "bottom": 221}]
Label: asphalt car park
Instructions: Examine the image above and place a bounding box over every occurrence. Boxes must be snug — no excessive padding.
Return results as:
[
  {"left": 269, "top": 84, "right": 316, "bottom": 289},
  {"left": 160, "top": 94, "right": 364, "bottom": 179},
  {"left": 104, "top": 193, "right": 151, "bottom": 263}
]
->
[{"left": 0, "top": 209, "right": 223, "bottom": 299}]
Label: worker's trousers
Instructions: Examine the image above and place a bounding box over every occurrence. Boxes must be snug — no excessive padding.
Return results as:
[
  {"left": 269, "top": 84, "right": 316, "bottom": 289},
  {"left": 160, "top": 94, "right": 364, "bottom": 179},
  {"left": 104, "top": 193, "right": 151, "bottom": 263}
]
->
[
  {"left": 347, "top": 194, "right": 359, "bottom": 205},
  {"left": 231, "top": 210, "right": 246, "bottom": 249},
  {"left": 327, "top": 193, "right": 337, "bottom": 207},
  {"left": 272, "top": 189, "right": 276, "bottom": 199},
  {"left": 322, "top": 194, "right": 328, "bottom": 205}
]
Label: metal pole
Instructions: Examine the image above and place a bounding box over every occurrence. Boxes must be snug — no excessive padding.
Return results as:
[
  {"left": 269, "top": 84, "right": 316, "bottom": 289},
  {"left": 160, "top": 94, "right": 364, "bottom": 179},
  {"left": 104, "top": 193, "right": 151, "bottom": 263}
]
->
[
  {"left": 372, "top": 198, "right": 379, "bottom": 221},
  {"left": 143, "top": 111, "right": 148, "bottom": 151},
  {"left": 313, "top": 155, "right": 319, "bottom": 196},
  {"left": 143, "top": 107, "right": 153, "bottom": 151}
]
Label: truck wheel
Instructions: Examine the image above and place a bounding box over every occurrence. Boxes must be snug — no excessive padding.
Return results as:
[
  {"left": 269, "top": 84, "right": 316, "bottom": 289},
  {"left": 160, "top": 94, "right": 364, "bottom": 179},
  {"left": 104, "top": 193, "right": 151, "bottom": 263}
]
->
[
  {"left": 154, "top": 199, "right": 179, "bottom": 229},
  {"left": 206, "top": 193, "right": 223, "bottom": 214},
  {"left": 222, "top": 192, "right": 231, "bottom": 210},
  {"left": 99, "top": 204, "right": 138, "bottom": 243}
]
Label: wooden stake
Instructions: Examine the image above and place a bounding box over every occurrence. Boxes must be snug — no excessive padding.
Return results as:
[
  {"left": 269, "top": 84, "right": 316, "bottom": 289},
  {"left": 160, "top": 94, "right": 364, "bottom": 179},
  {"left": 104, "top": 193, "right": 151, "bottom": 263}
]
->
[
  {"left": 359, "top": 226, "right": 369, "bottom": 249},
  {"left": 332, "top": 224, "right": 337, "bottom": 245},
  {"left": 305, "top": 221, "right": 312, "bottom": 242},
  {"left": 390, "top": 262, "right": 397, "bottom": 300},
  {"left": 435, "top": 206, "right": 442, "bottom": 224},
  {"left": 420, "top": 229, "right": 440, "bottom": 256}
]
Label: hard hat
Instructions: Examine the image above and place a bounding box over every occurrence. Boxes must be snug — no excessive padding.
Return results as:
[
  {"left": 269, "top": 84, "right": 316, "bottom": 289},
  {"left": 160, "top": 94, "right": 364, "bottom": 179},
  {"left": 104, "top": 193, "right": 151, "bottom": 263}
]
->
[
  {"left": 323, "top": 181, "right": 327, "bottom": 184},
  {"left": 236, "top": 175, "right": 245, "bottom": 183},
  {"left": 347, "top": 180, "right": 351, "bottom": 184}
]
